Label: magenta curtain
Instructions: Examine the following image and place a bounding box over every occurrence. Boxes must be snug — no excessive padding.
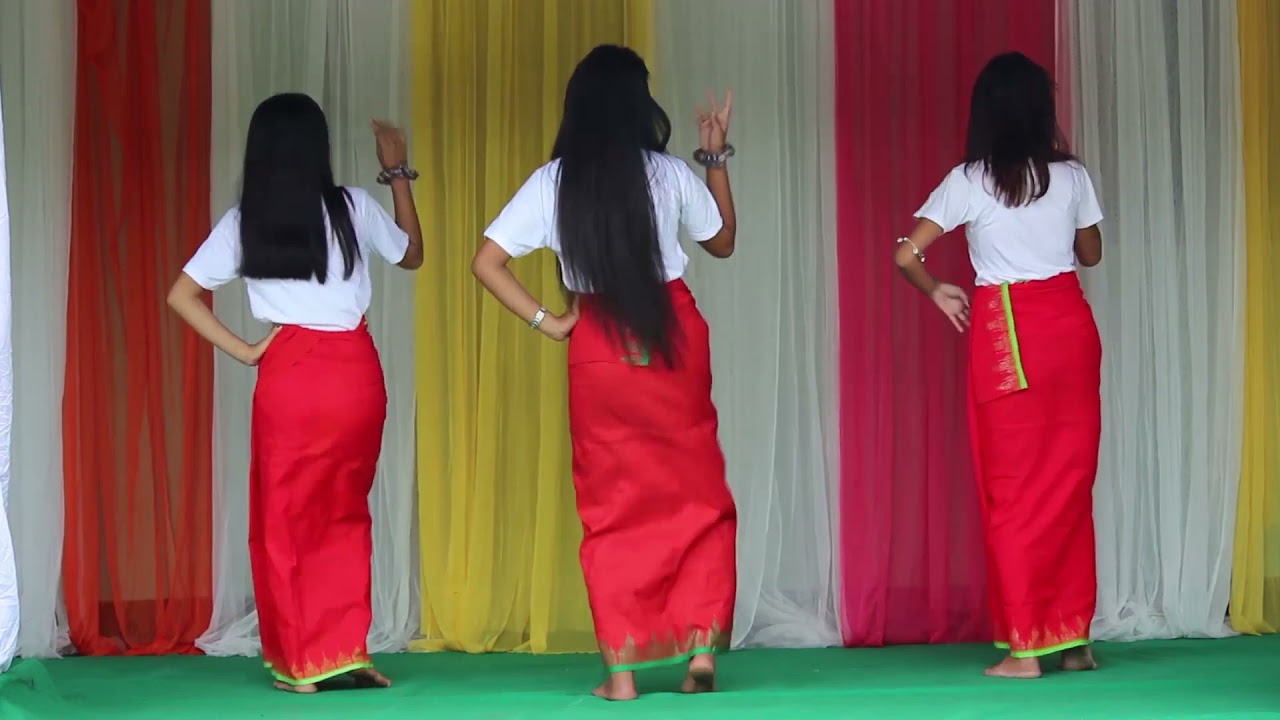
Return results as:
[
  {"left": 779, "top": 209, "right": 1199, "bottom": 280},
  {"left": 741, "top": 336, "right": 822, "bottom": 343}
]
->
[{"left": 834, "top": 0, "right": 1061, "bottom": 646}]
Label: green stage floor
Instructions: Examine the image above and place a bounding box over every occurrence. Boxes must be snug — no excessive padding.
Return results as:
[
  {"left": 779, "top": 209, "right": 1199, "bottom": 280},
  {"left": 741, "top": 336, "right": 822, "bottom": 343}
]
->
[{"left": 2, "top": 637, "right": 1278, "bottom": 719}]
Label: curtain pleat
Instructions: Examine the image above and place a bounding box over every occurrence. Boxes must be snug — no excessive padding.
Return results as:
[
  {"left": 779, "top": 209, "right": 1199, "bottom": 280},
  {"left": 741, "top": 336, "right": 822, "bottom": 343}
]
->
[
  {"left": 833, "top": 0, "right": 1058, "bottom": 646},
  {"left": 1231, "top": 0, "right": 1280, "bottom": 635},
  {"left": 62, "top": 0, "right": 214, "bottom": 655},
  {"left": 410, "top": 0, "right": 651, "bottom": 654}
]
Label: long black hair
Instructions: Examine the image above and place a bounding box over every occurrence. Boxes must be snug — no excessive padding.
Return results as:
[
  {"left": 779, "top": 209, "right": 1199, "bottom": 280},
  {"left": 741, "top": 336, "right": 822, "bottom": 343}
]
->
[
  {"left": 238, "top": 93, "right": 359, "bottom": 282},
  {"left": 551, "top": 45, "right": 676, "bottom": 365},
  {"left": 963, "top": 52, "right": 1074, "bottom": 208}
]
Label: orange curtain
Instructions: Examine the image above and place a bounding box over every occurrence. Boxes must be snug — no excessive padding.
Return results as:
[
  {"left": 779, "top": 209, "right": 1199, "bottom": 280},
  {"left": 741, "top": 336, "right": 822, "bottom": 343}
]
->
[{"left": 63, "top": 0, "right": 213, "bottom": 655}]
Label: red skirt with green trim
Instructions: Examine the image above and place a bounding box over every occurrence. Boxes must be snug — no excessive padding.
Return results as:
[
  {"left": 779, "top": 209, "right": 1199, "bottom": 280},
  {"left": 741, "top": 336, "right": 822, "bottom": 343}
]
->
[
  {"left": 250, "top": 322, "right": 386, "bottom": 684},
  {"left": 567, "top": 280, "right": 737, "bottom": 671},
  {"left": 967, "top": 271, "right": 1101, "bottom": 658}
]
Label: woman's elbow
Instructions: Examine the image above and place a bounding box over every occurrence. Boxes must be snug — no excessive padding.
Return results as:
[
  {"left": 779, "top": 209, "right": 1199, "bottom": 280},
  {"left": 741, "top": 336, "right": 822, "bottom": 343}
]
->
[{"left": 703, "top": 227, "right": 736, "bottom": 258}]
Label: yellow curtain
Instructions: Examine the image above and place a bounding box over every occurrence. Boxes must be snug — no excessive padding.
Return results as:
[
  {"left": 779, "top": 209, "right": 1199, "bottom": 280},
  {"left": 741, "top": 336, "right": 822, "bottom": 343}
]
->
[
  {"left": 1231, "top": 0, "right": 1280, "bottom": 634},
  {"left": 409, "top": 0, "right": 653, "bottom": 653}
]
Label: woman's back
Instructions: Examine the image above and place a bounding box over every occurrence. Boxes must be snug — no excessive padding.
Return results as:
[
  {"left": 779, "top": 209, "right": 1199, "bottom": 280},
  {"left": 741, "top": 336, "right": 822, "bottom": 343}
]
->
[{"left": 916, "top": 160, "right": 1103, "bottom": 286}]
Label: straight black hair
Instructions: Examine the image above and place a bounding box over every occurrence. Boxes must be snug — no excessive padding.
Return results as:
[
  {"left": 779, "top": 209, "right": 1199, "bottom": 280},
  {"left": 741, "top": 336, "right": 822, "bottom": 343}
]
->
[
  {"left": 551, "top": 45, "right": 676, "bottom": 366},
  {"left": 963, "top": 52, "right": 1074, "bottom": 207},
  {"left": 238, "top": 93, "right": 359, "bottom": 282}
]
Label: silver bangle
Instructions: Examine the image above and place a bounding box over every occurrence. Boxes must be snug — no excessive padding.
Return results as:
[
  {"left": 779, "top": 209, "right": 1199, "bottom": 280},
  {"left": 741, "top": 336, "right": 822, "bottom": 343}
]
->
[
  {"left": 897, "top": 237, "right": 925, "bottom": 263},
  {"left": 530, "top": 307, "right": 547, "bottom": 330},
  {"left": 377, "top": 165, "right": 419, "bottom": 185},
  {"left": 693, "top": 144, "right": 735, "bottom": 169}
]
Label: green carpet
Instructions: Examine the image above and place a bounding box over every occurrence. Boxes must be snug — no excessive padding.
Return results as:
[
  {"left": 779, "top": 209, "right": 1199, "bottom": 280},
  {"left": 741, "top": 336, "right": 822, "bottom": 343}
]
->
[{"left": 2, "top": 637, "right": 1278, "bottom": 719}]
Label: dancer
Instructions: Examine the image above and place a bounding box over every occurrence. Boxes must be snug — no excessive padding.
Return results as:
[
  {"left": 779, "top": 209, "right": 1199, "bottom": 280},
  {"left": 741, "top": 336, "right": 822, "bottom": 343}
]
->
[
  {"left": 894, "top": 52, "right": 1104, "bottom": 678},
  {"left": 471, "top": 45, "right": 738, "bottom": 701},
  {"left": 167, "top": 94, "right": 423, "bottom": 693}
]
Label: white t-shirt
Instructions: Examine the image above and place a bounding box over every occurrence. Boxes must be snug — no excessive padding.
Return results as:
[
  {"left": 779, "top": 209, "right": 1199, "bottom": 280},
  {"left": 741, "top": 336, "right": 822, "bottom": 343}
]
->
[
  {"left": 915, "top": 161, "right": 1104, "bottom": 286},
  {"left": 483, "top": 152, "right": 723, "bottom": 292},
  {"left": 183, "top": 187, "right": 409, "bottom": 331}
]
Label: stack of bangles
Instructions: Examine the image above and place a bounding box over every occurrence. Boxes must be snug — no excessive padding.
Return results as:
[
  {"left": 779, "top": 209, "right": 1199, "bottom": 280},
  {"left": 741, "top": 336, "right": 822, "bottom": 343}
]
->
[
  {"left": 376, "top": 164, "right": 419, "bottom": 185},
  {"left": 693, "top": 144, "right": 735, "bottom": 169}
]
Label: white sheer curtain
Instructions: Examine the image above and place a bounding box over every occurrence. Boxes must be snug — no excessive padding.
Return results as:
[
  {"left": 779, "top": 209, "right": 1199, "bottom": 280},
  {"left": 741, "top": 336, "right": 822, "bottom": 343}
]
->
[
  {"left": 654, "top": 0, "right": 841, "bottom": 648},
  {"left": 1071, "top": 0, "right": 1242, "bottom": 640},
  {"left": 0, "top": 0, "right": 76, "bottom": 660},
  {"left": 201, "top": 0, "right": 417, "bottom": 656},
  {"left": 0, "top": 79, "right": 17, "bottom": 674}
]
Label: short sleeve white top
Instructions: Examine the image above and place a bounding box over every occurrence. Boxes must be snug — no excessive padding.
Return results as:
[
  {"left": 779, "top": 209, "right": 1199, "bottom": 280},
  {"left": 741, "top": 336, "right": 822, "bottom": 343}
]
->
[
  {"left": 183, "top": 186, "right": 409, "bottom": 331},
  {"left": 915, "top": 160, "right": 1104, "bottom": 286},
  {"left": 483, "top": 151, "right": 723, "bottom": 292}
]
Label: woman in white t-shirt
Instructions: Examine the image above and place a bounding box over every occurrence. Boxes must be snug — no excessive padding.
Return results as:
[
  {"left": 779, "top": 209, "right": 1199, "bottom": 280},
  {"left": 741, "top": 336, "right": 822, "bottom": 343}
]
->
[
  {"left": 472, "top": 45, "right": 738, "bottom": 701},
  {"left": 167, "top": 94, "right": 423, "bottom": 693},
  {"left": 894, "top": 52, "right": 1104, "bottom": 679}
]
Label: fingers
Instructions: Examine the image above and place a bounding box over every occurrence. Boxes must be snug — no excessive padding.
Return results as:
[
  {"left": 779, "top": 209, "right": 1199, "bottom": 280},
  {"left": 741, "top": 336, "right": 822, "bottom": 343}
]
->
[
  {"left": 722, "top": 88, "right": 733, "bottom": 115},
  {"left": 706, "top": 89, "right": 719, "bottom": 115},
  {"left": 950, "top": 315, "right": 965, "bottom": 333}
]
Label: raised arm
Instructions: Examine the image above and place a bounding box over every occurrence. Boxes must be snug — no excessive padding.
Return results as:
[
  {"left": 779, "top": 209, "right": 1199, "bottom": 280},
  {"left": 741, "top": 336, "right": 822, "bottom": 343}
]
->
[
  {"left": 372, "top": 120, "right": 424, "bottom": 269},
  {"left": 693, "top": 90, "right": 736, "bottom": 259}
]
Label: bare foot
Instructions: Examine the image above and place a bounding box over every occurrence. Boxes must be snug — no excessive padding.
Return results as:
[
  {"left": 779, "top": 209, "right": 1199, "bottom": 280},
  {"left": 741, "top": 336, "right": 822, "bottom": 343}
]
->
[
  {"left": 984, "top": 655, "right": 1041, "bottom": 679},
  {"left": 681, "top": 653, "right": 717, "bottom": 693},
  {"left": 351, "top": 667, "right": 392, "bottom": 688},
  {"left": 273, "top": 681, "right": 319, "bottom": 694},
  {"left": 592, "top": 672, "right": 638, "bottom": 701},
  {"left": 1060, "top": 646, "right": 1098, "bottom": 672}
]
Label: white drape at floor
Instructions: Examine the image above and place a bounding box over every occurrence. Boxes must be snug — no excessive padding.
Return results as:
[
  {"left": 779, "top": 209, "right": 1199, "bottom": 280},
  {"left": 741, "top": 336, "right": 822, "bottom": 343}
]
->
[
  {"left": 1071, "top": 0, "right": 1243, "bottom": 640},
  {"left": 0, "top": 78, "right": 17, "bottom": 674},
  {"left": 201, "top": 0, "right": 417, "bottom": 656},
  {"left": 0, "top": 0, "right": 76, "bottom": 661},
  {"left": 653, "top": 0, "right": 842, "bottom": 648}
]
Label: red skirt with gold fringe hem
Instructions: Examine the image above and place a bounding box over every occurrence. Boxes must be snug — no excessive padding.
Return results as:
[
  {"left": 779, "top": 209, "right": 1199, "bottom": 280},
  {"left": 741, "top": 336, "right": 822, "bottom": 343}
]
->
[
  {"left": 567, "top": 280, "right": 737, "bottom": 672},
  {"left": 967, "top": 271, "right": 1101, "bottom": 658},
  {"left": 249, "top": 322, "right": 386, "bottom": 684}
]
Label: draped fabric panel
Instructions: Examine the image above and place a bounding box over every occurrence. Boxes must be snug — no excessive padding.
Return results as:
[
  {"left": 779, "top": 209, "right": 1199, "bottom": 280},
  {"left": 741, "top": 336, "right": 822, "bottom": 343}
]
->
[
  {"left": 0, "top": 81, "right": 16, "bottom": 674},
  {"left": 62, "top": 0, "right": 214, "bottom": 654},
  {"left": 200, "top": 0, "right": 417, "bottom": 657},
  {"left": 1231, "top": 0, "right": 1280, "bottom": 635},
  {"left": 0, "top": 0, "right": 77, "bottom": 660},
  {"left": 834, "top": 0, "right": 1058, "bottom": 646},
  {"left": 1072, "top": 0, "right": 1242, "bottom": 640},
  {"left": 410, "top": 0, "right": 651, "bottom": 654},
  {"left": 652, "top": 0, "right": 841, "bottom": 649}
]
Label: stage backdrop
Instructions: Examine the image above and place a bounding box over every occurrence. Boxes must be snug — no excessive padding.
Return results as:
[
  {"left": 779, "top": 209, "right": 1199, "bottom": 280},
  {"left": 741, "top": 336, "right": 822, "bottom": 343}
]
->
[{"left": 0, "top": 0, "right": 1277, "bottom": 662}]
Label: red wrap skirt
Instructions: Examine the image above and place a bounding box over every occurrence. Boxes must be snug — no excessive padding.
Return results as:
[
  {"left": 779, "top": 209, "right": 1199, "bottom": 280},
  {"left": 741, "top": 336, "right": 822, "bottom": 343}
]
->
[
  {"left": 968, "top": 271, "right": 1102, "bottom": 657},
  {"left": 249, "top": 322, "right": 386, "bottom": 685},
  {"left": 568, "top": 280, "right": 738, "bottom": 672}
]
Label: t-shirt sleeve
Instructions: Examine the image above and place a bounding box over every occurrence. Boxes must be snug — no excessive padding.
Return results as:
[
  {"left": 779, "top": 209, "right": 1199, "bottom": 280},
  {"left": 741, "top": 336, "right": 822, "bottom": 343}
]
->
[
  {"left": 914, "top": 166, "right": 973, "bottom": 233},
  {"left": 182, "top": 209, "right": 242, "bottom": 290},
  {"left": 484, "top": 167, "right": 552, "bottom": 258},
  {"left": 351, "top": 187, "right": 410, "bottom": 264},
  {"left": 677, "top": 160, "right": 723, "bottom": 242},
  {"left": 1075, "top": 165, "right": 1105, "bottom": 229}
]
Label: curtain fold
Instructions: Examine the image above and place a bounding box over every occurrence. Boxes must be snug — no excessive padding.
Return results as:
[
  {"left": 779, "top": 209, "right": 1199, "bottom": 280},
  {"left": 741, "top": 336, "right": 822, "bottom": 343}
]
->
[
  {"left": 0, "top": 0, "right": 77, "bottom": 660},
  {"left": 652, "top": 0, "right": 841, "bottom": 649},
  {"left": 1231, "top": 0, "right": 1280, "bottom": 635},
  {"left": 834, "top": 0, "right": 1058, "bottom": 646},
  {"left": 62, "top": 0, "right": 214, "bottom": 655},
  {"left": 1072, "top": 0, "right": 1243, "bottom": 640},
  {"left": 410, "top": 0, "right": 651, "bottom": 654},
  {"left": 200, "top": 0, "right": 417, "bottom": 657},
  {"left": 0, "top": 79, "right": 16, "bottom": 674}
]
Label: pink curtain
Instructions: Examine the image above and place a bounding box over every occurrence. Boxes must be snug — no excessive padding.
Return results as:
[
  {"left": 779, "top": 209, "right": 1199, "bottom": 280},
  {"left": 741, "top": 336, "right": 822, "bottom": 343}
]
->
[{"left": 834, "top": 0, "right": 1060, "bottom": 646}]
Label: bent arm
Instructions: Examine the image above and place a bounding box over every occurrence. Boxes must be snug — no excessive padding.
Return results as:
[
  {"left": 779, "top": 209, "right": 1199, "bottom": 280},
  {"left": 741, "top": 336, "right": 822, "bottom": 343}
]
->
[
  {"left": 893, "top": 218, "right": 948, "bottom": 296},
  {"left": 390, "top": 180, "right": 424, "bottom": 269},
  {"left": 1074, "top": 224, "right": 1102, "bottom": 267},
  {"left": 698, "top": 166, "right": 736, "bottom": 258},
  {"left": 470, "top": 239, "right": 545, "bottom": 324},
  {"left": 166, "top": 273, "right": 256, "bottom": 364}
]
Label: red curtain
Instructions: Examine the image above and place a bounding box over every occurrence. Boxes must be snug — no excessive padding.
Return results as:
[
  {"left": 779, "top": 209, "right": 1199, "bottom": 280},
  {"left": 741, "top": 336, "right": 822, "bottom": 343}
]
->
[
  {"left": 834, "top": 0, "right": 1060, "bottom": 646},
  {"left": 63, "top": 0, "right": 213, "bottom": 655}
]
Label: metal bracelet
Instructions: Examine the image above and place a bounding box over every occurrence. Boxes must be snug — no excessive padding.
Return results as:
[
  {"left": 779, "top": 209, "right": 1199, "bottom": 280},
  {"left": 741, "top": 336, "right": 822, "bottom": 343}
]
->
[
  {"left": 530, "top": 307, "right": 547, "bottom": 330},
  {"left": 897, "top": 236, "right": 925, "bottom": 263},
  {"left": 376, "top": 165, "right": 420, "bottom": 185},
  {"left": 693, "top": 144, "right": 735, "bottom": 169}
]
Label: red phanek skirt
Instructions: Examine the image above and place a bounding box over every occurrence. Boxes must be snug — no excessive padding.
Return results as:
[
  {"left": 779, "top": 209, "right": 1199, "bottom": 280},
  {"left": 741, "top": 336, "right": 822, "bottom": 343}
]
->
[
  {"left": 249, "top": 321, "right": 386, "bottom": 685},
  {"left": 967, "top": 271, "right": 1102, "bottom": 657},
  {"left": 568, "top": 279, "right": 738, "bottom": 671}
]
